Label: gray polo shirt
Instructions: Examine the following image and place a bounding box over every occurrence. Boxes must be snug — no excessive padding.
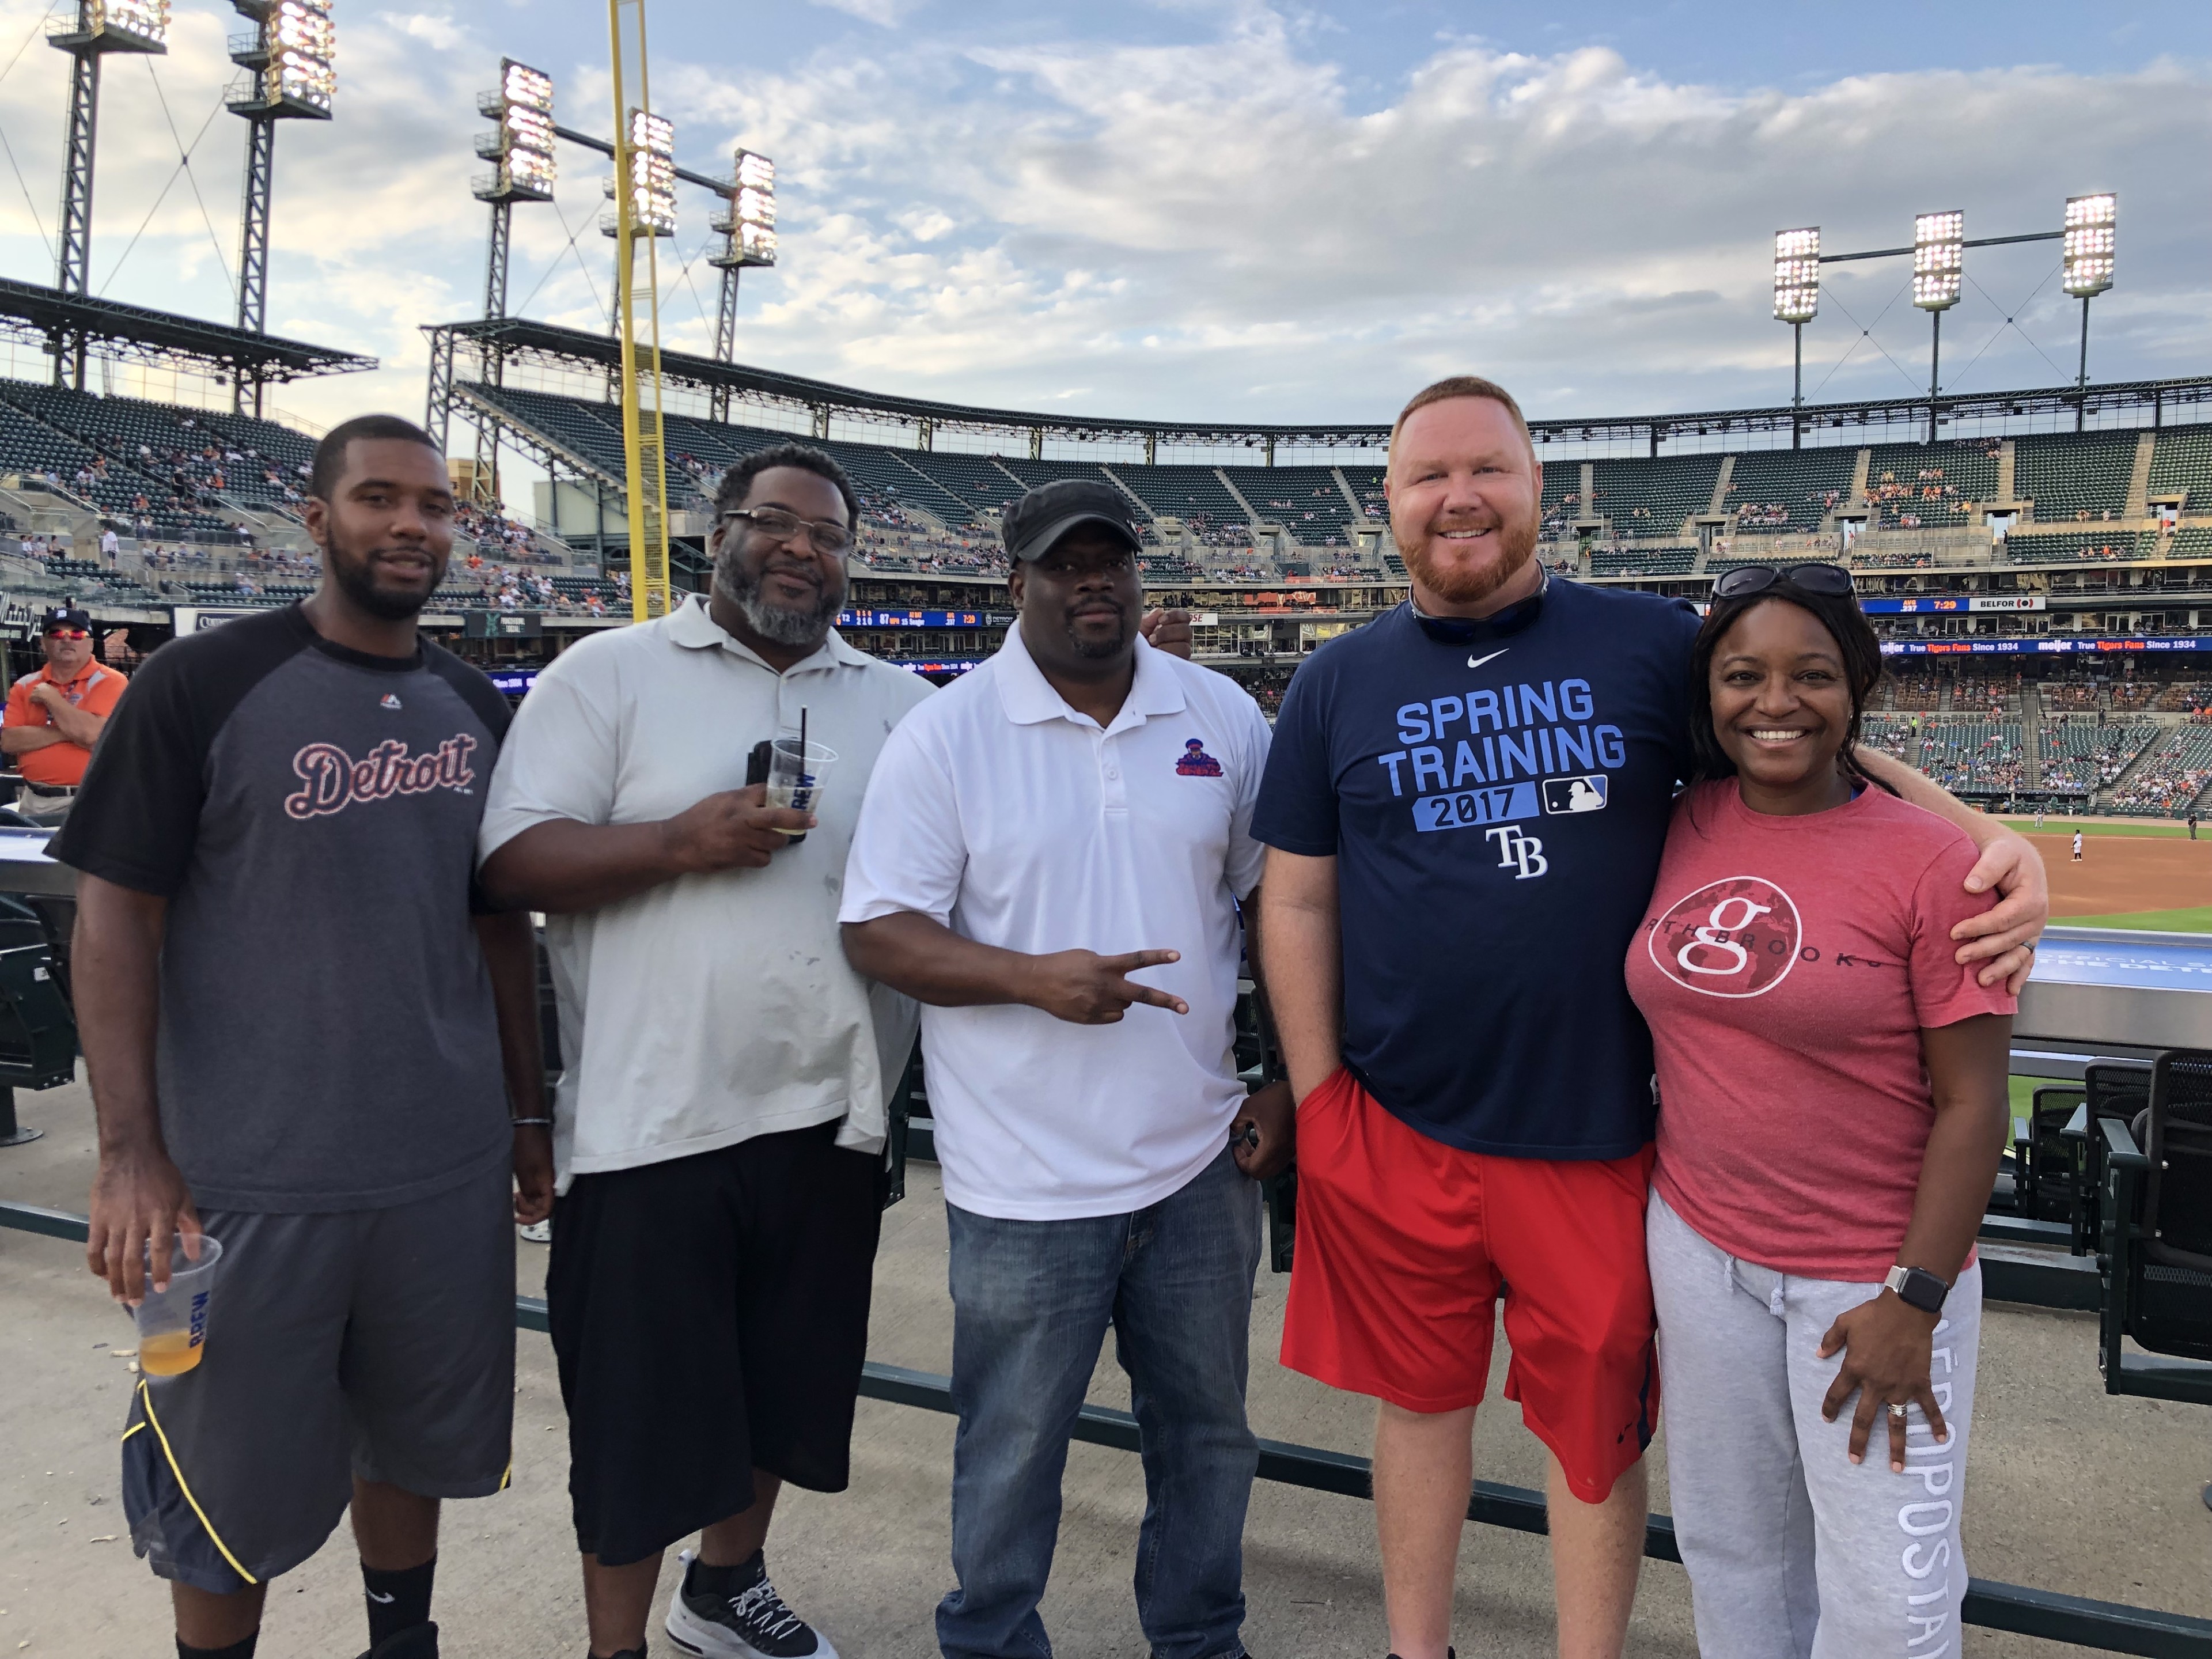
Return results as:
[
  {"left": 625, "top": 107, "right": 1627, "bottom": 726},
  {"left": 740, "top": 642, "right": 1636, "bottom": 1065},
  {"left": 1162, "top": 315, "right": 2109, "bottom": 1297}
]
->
[{"left": 479, "top": 596, "right": 934, "bottom": 1188}]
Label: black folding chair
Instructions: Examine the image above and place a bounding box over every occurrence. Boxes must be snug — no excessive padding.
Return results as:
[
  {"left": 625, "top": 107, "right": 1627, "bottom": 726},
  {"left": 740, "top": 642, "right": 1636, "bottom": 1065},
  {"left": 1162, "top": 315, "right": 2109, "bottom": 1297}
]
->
[
  {"left": 2014, "top": 1083, "right": 2086, "bottom": 1227},
  {"left": 2097, "top": 1048, "right": 2212, "bottom": 1407},
  {"left": 2067, "top": 1060, "right": 2154, "bottom": 1253}
]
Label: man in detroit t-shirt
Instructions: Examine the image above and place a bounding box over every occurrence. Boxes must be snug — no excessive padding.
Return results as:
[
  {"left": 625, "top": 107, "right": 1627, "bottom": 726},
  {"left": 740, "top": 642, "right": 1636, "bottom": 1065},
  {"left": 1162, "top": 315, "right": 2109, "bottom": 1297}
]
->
[
  {"left": 56, "top": 415, "right": 551, "bottom": 1659},
  {"left": 1251, "top": 377, "right": 2049, "bottom": 1659}
]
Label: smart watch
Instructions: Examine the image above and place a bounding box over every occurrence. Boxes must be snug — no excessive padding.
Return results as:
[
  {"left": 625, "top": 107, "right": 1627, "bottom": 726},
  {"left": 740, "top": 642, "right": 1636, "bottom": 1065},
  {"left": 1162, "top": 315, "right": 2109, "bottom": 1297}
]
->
[{"left": 1884, "top": 1264, "right": 1950, "bottom": 1315}]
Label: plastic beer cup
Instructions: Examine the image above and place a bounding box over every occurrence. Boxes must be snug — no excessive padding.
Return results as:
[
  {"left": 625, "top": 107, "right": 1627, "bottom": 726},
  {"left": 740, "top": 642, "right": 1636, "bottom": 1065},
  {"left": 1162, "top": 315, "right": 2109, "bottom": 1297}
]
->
[
  {"left": 133, "top": 1236, "right": 223, "bottom": 1377},
  {"left": 765, "top": 737, "right": 836, "bottom": 834}
]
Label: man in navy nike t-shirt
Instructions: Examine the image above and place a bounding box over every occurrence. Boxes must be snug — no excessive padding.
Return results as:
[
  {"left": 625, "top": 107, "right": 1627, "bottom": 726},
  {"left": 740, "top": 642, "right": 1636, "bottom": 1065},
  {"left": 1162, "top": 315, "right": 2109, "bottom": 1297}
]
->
[{"left": 1251, "top": 376, "right": 2049, "bottom": 1659}]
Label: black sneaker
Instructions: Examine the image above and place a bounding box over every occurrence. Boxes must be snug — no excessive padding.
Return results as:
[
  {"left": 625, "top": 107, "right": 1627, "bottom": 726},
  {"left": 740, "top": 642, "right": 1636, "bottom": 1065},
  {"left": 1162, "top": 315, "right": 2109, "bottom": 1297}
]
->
[
  {"left": 664, "top": 1548, "right": 834, "bottom": 1659},
  {"left": 356, "top": 1623, "right": 438, "bottom": 1659}
]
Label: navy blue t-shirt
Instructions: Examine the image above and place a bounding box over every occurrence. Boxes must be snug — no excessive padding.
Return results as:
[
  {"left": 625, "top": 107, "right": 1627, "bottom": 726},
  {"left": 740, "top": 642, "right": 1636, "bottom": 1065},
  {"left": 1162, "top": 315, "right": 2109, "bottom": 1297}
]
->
[{"left": 1253, "top": 579, "right": 1700, "bottom": 1159}]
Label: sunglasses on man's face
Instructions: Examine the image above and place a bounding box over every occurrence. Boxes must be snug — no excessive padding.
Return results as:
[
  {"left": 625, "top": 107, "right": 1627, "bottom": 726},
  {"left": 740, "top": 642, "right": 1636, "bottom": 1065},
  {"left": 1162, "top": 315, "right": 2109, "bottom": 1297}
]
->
[
  {"left": 1710, "top": 562, "right": 1855, "bottom": 600},
  {"left": 44, "top": 628, "right": 89, "bottom": 641}
]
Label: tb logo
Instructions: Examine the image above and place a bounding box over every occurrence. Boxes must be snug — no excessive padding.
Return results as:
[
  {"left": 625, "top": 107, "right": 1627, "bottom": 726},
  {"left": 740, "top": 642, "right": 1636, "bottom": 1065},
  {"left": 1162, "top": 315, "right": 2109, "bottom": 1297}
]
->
[{"left": 1484, "top": 824, "right": 1548, "bottom": 880}]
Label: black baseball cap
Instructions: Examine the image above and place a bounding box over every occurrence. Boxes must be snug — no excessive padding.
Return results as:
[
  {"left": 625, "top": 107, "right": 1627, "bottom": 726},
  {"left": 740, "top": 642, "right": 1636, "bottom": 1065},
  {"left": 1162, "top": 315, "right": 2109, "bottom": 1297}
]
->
[
  {"left": 40, "top": 607, "right": 89, "bottom": 634},
  {"left": 1001, "top": 479, "right": 1143, "bottom": 564}
]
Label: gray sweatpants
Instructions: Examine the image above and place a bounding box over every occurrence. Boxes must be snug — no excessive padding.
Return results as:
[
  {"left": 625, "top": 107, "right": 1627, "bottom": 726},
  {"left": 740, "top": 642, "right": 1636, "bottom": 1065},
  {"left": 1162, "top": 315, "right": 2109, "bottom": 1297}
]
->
[{"left": 1647, "top": 1190, "right": 1980, "bottom": 1659}]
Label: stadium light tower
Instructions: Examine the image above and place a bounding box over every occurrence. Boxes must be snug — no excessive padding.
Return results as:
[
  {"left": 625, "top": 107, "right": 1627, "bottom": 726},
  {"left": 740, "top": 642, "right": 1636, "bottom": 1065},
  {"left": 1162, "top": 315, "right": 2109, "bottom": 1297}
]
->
[
  {"left": 45, "top": 1, "right": 171, "bottom": 390},
  {"left": 461, "top": 59, "right": 556, "bottom": 507},
  {"left": 2063, "top": 192, "right": 2115, "bottom": 425},
  {"left": 1772, "top": 227, "right": 1819, "bottom": 449},
  {"left": 475, "top": 59, "right": 557, "bottom": 321},
  {"left": 1912, "top": 209, "right": 1963, "bottom": 443},
  {"left": 227, "top": 0, "right": 335, "bottom": 412},
  {"left": 706, "top": 147, "right": 775, "bottom": 420}
]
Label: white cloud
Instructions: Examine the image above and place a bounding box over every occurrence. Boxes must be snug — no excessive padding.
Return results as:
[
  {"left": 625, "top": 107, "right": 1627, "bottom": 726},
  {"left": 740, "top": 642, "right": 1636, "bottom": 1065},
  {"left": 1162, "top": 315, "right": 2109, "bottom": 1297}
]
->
[
  {"left": 807, "top": 0, "right": 926, "bottom": 28},
  {"left": 0, "top": 1, "right": 2203, "bottom": 441}
]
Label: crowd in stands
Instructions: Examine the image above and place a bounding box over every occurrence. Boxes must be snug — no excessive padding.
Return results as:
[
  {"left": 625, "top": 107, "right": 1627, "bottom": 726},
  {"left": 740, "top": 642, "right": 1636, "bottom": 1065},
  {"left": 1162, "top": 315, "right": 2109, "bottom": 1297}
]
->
[
  {"left": 1733, "top": 491, "right": 1844, "bottom": 529},
  {"left": 2041, "top": 721, "right": 2156, "bottom": 793},
  {"left": 1865, "top": 459, "right": 1986, "bottom": 530},
  {"left": 1184, "top": 510, "right": 1252, "bottom": 550},
  {"left": 2109, "top": 728, "right": 2212, "bottom": 815},
  {"left": 1919, "top": 721, "right": 2027, "bottom": 796},
  {"left": 454, "top": 502, "right": 556, "bottom": 563}
]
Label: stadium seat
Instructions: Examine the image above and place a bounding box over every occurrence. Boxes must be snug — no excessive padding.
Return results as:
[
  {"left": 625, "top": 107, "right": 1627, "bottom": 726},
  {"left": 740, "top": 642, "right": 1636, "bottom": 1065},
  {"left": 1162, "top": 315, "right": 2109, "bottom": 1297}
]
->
[
  {"left": 2097, "top": 1049, "right": 2212, "bottom": 1404},
  {"left": 1723, "top": 446, "right": 1857, "bottom": 531},
  {"left": 1223, "top": 466, "right": 1358, "bottom": 547},
  {"left": 1588, "top": 546, "right": 1695, "bottom": 577},
  {"left": 2067, "top": 1060, "right": 2156, "bottom": 1253},
  {"left": 1864, "top": 440, "right": 1999, "bottom": 529},
  {"left": 1588, "top": 454, "right": 1720, "bottom": 537},
  {"left": 2149, "top": 427, "right": 2212, "bottom": 513},
  {"left": 2016, "top": 431, "right": 2139, "bottom": 522},
  {"left": 2016, "top": 1083, "right": 2088, "bottom": 1233}
]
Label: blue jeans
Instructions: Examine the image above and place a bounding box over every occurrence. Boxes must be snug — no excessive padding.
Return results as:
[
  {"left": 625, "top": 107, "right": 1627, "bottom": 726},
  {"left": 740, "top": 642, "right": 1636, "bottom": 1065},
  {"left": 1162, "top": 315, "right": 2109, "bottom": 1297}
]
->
[{"left": 937, "top": 1146, "right": 1262, "bottom": 1659}]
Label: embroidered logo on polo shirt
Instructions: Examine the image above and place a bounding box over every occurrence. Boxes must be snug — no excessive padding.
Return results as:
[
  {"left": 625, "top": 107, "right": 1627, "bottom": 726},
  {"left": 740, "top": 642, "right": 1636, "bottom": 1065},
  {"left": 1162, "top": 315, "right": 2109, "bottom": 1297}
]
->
[
  {"left": 1646, "top": 876, "right": 1802, "bottom": 999},
  {"left": 1175, "top": 738, "right": 1224, "bottom": 777},
  {"left": 380, "top": 693, "right": 403, "bottom": 711}
]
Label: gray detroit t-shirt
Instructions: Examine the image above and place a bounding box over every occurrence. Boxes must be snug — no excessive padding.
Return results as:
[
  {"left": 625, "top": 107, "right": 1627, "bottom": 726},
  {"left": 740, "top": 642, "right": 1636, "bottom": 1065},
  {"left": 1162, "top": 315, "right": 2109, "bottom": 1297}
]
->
[{"left": 54, "top": 604, "right": 513, "bottom": 1212}]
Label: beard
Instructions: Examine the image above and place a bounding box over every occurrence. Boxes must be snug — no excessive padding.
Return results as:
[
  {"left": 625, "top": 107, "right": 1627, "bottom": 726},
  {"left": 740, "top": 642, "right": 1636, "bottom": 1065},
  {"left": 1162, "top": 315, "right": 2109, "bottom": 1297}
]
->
[
  {"left": 1066, "top": 600, "right": 1129, "bottom": 659},
  {"left": 1402, "top": 510, "right": 1540, "bottom": 605},
  {"left": 714, "top": 537, "right": 844, "bottom": 647},
  {"left": 327, "top": 536, "right": 441, "bottom": 622}
]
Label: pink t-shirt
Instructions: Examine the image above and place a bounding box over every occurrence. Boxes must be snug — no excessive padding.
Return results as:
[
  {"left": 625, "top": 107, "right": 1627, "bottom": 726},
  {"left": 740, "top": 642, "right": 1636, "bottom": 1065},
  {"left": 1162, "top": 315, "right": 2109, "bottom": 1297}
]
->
[{"left": 1624, "top": 781, "right": 2016, "bottom": 1280}]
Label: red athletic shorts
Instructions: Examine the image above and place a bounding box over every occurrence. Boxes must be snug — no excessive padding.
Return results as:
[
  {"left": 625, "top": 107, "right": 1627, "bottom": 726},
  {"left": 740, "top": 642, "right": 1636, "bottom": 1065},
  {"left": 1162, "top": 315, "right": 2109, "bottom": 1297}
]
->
[{"left": 1281, "top": 1068, "right": 1658, "bottom": 1504}]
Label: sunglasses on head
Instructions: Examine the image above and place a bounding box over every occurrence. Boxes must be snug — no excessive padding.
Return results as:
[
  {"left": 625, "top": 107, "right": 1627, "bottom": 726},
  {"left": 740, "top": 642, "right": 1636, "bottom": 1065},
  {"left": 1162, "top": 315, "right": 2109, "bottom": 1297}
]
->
[
  {"left": 1711, "top": 562, "right": 1854, "bottom": 600},
  {"left": 44, "top": 628, "right": 89, "bottom": 641}
]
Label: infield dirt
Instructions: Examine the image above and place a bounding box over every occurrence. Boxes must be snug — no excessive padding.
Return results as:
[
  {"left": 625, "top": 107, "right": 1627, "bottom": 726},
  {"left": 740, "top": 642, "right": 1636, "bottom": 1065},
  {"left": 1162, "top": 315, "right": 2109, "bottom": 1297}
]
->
[{"left": 2026, "top": 830, "right": 2212, "bottom": 917}]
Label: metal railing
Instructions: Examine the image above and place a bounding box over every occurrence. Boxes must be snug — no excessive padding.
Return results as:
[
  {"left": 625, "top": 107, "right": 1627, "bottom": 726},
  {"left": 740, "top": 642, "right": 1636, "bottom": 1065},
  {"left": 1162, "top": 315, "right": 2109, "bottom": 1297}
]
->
[{"left": 0, "top": 1195, "right": 2204, "bottom": 1655}]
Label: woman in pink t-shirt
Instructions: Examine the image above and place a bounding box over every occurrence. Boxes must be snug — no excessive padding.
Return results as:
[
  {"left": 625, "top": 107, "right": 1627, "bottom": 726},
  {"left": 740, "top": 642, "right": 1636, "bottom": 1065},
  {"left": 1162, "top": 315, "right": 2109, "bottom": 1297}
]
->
[{"left": 1624, "top": 565, "right": 2015, "bottom": 1659}]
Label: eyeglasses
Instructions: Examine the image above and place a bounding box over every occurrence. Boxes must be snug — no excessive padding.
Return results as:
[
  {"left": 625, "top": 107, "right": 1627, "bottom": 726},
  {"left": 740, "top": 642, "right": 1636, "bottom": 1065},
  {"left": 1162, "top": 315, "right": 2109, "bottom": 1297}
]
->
[
  {"left": 1711, "top": 562, "right": 1854, "bottom": 600},
  {"left": 43, "top": 628, "right": 89, "bottom": 641},
  {"left": 720, "top": 506, "right": 854, "bottom": 556}
]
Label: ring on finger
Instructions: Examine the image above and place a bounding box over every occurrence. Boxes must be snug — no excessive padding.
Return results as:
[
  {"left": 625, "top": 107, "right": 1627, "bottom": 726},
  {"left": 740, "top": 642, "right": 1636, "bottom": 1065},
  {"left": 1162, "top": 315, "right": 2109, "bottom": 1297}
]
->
[{"left": 1887, "top": 1402, "right": 1910, "bottom": 1420}]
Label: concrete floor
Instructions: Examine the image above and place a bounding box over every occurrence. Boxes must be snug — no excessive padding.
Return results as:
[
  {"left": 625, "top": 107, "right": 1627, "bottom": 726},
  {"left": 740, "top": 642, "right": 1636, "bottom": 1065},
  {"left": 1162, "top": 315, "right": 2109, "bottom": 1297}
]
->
[{"left": 1, "top": 1075, "right": 2208, "bottom": 1658}]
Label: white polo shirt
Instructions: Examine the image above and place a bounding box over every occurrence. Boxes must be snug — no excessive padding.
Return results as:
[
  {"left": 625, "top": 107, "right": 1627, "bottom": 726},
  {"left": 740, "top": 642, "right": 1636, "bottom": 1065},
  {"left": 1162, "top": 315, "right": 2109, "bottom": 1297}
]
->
[
  {"left": 839, "top": 624, "right": 1270, "bottom": 1221},
  {"left": 479, "top": 596, "right": 934, "bottom": 1190}
]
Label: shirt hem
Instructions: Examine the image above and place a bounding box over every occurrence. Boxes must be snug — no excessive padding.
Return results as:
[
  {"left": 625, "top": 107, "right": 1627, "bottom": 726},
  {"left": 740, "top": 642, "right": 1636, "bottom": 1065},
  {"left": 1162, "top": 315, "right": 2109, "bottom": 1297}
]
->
[
  {"left": 49, "top": 847, "right": 181, "bottom": 897},
  {"left": 562, "top": 1097, "right": 852, "bottom": 1180},
  {"left": 937, "top": 1138, "right": 1226, "bottom": 1222},
  {"left": 1654, "top": 1169, "right": 1948, "bottom": 1283},
  {"left": 1358, "top": 1080, "right": 1652, "bottom": 1164},
  {"left": 181, "top": 1137, "right": 509, "bottom": 1215}
]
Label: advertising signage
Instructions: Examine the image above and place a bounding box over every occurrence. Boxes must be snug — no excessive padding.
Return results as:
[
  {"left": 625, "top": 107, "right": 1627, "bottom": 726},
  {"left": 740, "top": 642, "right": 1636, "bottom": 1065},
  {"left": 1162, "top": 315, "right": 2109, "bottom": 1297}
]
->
[
  {"left": 1880, "top": 635, "right": 2212, "bottom": 657},
  {"left": 838, "top": 608, "right": 1006, "bottom": 630},
  {"left": 1860, "top": 595, "right": 2045, "bottom": 615}
]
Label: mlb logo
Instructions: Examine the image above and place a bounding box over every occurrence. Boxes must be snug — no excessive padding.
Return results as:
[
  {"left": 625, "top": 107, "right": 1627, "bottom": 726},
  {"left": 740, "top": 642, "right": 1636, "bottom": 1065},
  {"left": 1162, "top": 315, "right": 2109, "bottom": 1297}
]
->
[{"left": 1542, "top": 774, "right": 1608, "bottom": 815}]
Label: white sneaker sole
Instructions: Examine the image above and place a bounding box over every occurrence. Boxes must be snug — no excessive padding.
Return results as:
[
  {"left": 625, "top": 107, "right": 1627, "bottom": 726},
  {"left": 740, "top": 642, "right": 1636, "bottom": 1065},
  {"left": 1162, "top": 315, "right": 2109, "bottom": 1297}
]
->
[{"left": 664, "top": 1550, "right": 839, "bottom": 1659}]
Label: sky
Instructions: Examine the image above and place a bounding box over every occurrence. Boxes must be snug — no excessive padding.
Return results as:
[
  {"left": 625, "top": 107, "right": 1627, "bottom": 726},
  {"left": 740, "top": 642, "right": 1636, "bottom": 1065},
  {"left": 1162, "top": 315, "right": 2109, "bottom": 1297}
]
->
[{"left": 0, "top": 0, "right": 2206, "bottom": 437}]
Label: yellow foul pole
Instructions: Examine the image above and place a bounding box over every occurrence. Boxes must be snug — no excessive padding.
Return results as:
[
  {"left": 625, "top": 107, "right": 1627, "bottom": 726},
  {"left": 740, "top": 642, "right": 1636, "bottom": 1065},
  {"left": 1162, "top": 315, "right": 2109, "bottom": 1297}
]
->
[{"left": 608, "top": 0, "right": 673, "bottom": 622}]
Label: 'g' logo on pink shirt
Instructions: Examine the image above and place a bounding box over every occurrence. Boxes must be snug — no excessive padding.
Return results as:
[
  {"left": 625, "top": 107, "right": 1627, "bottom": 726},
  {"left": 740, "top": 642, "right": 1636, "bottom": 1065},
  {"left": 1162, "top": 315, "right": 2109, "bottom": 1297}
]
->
[{"left": 1647, "top": 876, "right": 1802, "bottom": 999}]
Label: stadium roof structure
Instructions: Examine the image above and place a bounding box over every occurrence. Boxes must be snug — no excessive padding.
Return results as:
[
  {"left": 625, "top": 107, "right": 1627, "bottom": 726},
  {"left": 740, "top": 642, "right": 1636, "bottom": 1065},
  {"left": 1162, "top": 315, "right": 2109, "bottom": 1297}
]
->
[
  {"left": 430, "top": 314, "right": 2212, "bottom": 460},
  {"left": 0, "top": 276, "right": 376, "bottom": 382}
]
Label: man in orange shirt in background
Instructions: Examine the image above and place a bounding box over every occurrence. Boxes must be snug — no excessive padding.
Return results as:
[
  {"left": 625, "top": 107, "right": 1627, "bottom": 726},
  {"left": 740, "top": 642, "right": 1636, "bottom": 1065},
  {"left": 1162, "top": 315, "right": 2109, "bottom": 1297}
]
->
[{"left": 3, "top": 607, "right": 126, "bottom": 824}]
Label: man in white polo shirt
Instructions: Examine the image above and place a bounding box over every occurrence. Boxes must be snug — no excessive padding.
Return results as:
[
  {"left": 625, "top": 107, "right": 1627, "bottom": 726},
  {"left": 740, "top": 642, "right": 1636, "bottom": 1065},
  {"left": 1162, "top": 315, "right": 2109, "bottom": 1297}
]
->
[
  {"left": 478, "top": 444, "right": 930, "bottom": 1659},
  {"left": 840, "top": 478, "right": 1293, "bottom": 1659}
]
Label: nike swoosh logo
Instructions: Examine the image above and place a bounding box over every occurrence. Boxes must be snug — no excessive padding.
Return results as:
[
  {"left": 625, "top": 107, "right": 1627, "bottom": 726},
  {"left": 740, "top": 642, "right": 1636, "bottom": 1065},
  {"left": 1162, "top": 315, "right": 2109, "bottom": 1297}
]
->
[
  {"left": 366, "top": 1592, "right": 395, "bottom": 1604},
  {"left": 1467, "top": 648, "right": 1510, "bottom": 669}
]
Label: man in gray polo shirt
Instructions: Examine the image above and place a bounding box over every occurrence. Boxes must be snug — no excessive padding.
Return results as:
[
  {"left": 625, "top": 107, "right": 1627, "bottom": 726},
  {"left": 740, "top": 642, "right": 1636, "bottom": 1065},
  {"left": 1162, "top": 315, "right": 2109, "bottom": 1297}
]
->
[{"left": 480, "top": 444, "right": 929, "bottom": 1659}]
